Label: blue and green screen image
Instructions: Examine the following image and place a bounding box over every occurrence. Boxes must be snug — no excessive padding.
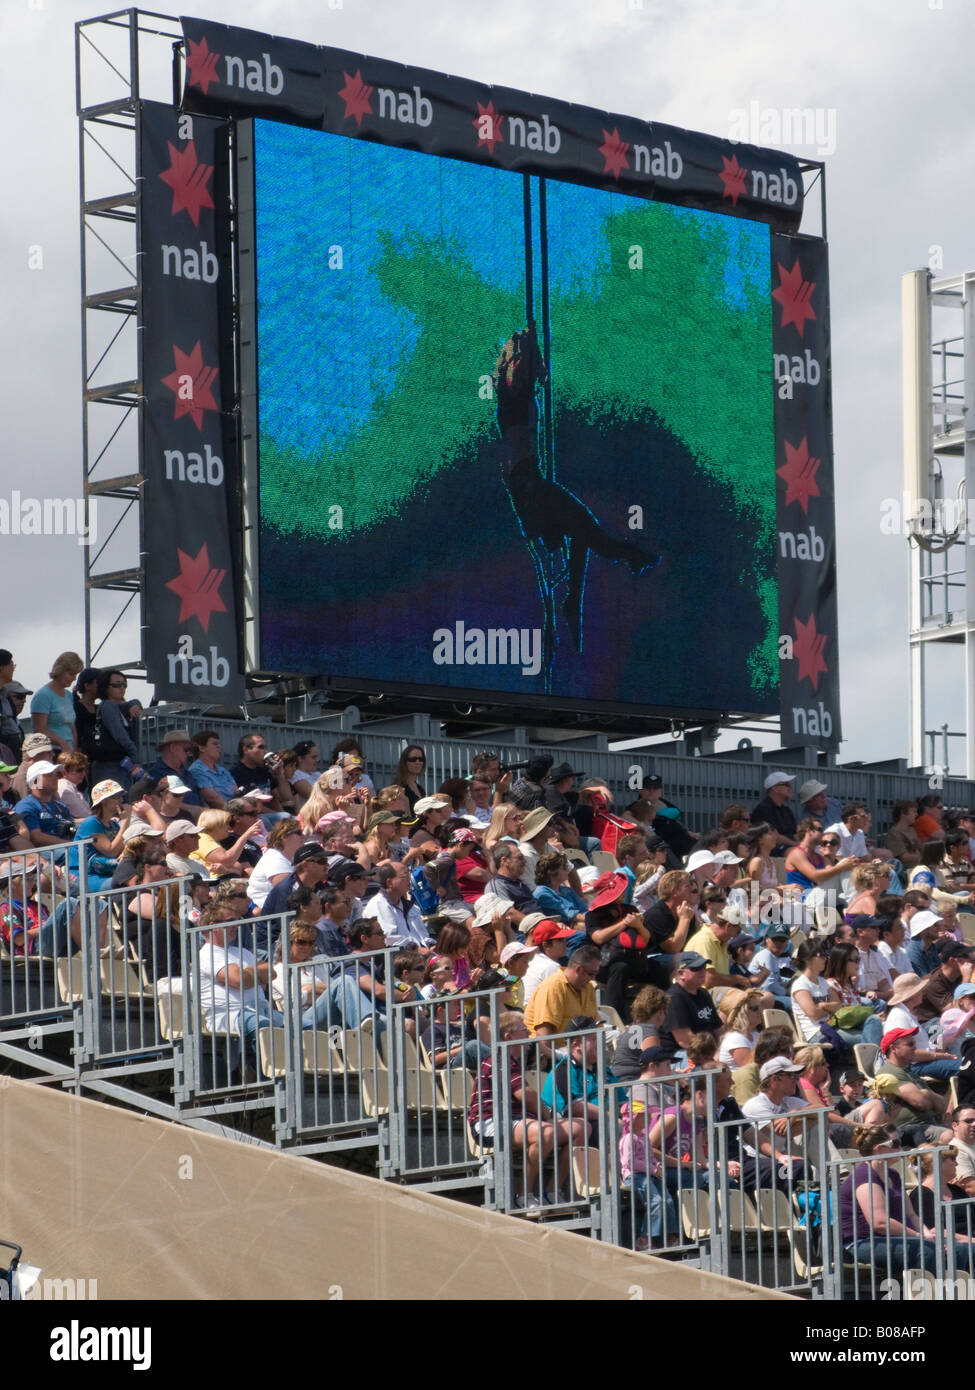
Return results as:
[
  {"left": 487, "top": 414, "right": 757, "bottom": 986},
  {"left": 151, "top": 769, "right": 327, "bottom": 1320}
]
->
[{"left": 253, "top": 118, "right": 776, "bottom": 712}]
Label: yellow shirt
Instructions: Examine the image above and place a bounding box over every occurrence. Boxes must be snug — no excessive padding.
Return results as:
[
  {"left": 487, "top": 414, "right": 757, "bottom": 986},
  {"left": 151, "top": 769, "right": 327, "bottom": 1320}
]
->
[
  {"left": 523, "top": 970, "right": 598, "bottom": 1036},
  {"left": 685, "top": 923, "right": 730, "bottom": 977},
  {"left": 192, "top": 832, "right": 224, "bottom": 867}
]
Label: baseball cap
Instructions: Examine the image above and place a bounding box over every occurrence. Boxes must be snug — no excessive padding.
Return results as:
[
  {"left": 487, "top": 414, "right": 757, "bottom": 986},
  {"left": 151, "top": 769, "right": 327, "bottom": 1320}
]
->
[
  {"left": 640, "top": 1044, "right": 677, "bottom": 1066},
  {"left": 164, "top": 819, "right": 200, "bottom": 843},
  {"left": 26, "top": 760, "right": 58, "bottom": 783},
  {"left": 763, "top": 772, "right": 795, "bottom": 790},
  {"left": 849, "top": 913, "right": 886, "bottom": 933},
  {"left": 122, "top": 822, "right": 162, "bottom": 843},
  {"left": 798, "top": 779, "right": 828, "bottom": 802},
  {"left": 22, "top": 733, "right": 54, "bottom": 757},
  {"left": 159, "top": 776, "right": 190, "bottom": 796},
  {"left": 727, "top": 933, "right": 755, "bottom": 952},
  {"left": 500, "top": 941, "right": 537, "bottom": 965},
  {"left": 954, "top": 983, "right": 975, "bottom": 1002},
  {"left": 1, "top": 681, "right": 32, "bottom": 696},
  {"left": 531, "top": 920, "right": 575, "bottom": 945},
  {"left": 713, "top": 850, "right": 743, "bottom": 866},
  {"left": 327, "top": 858, "right": 369, "bottom": 885},
  {"left": 565, "top": 1015, "right": 600, "bottom": 1033},
  {"left": 676, "top": 950, "right": 710, "bottom": 970},
  {"left": 293, "top": 843, "right": 328, "bottom": 866},
  {"left": 766, "top": 926, "right": 790, "bottom": 941},
  {"left": 909, "top": 910, "right": 943, "bottom": 938},
  {"left": 0, "top": 761, "right": 19, "bottom": 775},
  {"left": 881, "top": 1026, "right": 918, "bottom": 1052},
  {"left": 759, "top": 1057, "right": 803, "bottom": 1080},
  {"left": 451, "top": 827, "right": 480, "bottom": 844}
]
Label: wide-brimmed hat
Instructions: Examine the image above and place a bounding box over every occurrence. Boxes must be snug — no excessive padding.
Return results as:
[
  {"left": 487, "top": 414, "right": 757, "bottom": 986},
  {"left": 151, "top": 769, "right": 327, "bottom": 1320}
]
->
[
  {"left": 90, "top": 779, "right": 125, "bottom": 808},
  {"left": 520, "top": 807, "right": 554, "bottom": 840},
  {"left": 886, "top": 973, "right": 928, "bottom": 1008}
]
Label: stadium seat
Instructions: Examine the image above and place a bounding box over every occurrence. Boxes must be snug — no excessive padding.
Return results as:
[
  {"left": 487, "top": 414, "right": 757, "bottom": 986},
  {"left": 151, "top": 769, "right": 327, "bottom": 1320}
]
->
[
  {"left": 565, "top": 849, "right": 590, "bottom": 867},
  {"left": 957, "top": 912, "right": 975, "bottom": 948},
  {"left": 342, "top": 1017, "right": 389, "bottom": 1116},
  {"left": 570, "top": 1145, "right": 602, "bottom": 1198},
  {"left": 853, "top": 1042, "right": 879, "bottom": 1078},
  {"left": 763, "top": 1007, "right": 804, "bottom": 1047},
  {"left": 589, "top": 850, "right": 619, "bottom": 874},
  {"left": 596, "top": 1003, "right": 625, "bottom": 1033},
  {"left": 680, "top": 1188, "right": 711, "bottom": 1241}
]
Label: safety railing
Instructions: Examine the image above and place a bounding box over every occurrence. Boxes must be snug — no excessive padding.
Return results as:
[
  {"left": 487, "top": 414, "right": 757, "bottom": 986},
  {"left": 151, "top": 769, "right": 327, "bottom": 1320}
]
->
[
  {"left": 77, "top": 875, "right": 191, "bottom": 1078},
  {"left": 822, "top": 1144, "right": 975, "bottom": 1300},
  {"left": 713, "top": 1103, "right": 830, "bottom": 1294},
  {"left": 604, "top": 1069, "right": 722, "bottom": 1261},
  {"left": 0, "top": 843, "right": 90, "bottom": 1070},
  {"left": 491, "top": 1022, "right": 610, "bottom": 1233},
  {"left": 278, "top": 943, "right": 396, "bottom": 1158},
  {"left": 180, "top": 911, "right": 293, "bottom": 1129},
  {"left": 387, "top": 985, "right": 499, "bottom": 1194}
]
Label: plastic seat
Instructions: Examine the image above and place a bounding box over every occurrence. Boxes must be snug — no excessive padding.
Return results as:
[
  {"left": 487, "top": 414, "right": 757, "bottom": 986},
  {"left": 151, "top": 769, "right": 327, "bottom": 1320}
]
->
[
  {"left": 957, "top": 912, "right": 975, "bottom": 947},
  {"left": 763, "top": 1008, "right": 804, "bottom": 1047},
  {"left": 853, "top": 1042, "right": 879, "bottom": 1078},
  {"left": 680, "top": 1187, "right": 711, "bottom": 1240},
  {"left": 565, "top": 849, "right": 590, "bottom": 867},
  {"left": 589, "top": 850, "right": 619, "bottom": 874},
  {"left": 342, "top": 1017, "right": 388, "bottom": 1116},
  {"left": 570, "top": 1145, "right": 602, "bottom": 1198},
  {"left": 597, "top": 1003, "right": 626, "bottom": 1032}
]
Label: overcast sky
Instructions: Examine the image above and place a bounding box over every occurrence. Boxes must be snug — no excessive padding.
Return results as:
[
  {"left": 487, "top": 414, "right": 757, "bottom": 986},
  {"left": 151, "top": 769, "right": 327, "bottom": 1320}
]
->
[{"left": 2, "top": 0, "right": 972, "bottom": 768}]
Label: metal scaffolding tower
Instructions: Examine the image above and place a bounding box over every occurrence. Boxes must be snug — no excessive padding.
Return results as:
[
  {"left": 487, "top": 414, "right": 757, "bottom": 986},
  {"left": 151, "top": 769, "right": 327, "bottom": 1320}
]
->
[{"left": 904, "top": 268, "right": 975, "bottom": 778}]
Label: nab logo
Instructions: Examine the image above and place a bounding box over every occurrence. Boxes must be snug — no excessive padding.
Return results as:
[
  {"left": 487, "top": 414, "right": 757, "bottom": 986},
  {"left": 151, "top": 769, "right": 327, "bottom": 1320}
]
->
[
  {"left": 772, "top": 260, "right": 817, "bottom": 338},
  {"left": 185, "top": 35, "right": 284, "bottom": 96},
  {"left": 473, "top": 99, "right": 561, "bottom": 155},
  {"left": 338, "top": 71, "right": 432, "bottom": 128}
]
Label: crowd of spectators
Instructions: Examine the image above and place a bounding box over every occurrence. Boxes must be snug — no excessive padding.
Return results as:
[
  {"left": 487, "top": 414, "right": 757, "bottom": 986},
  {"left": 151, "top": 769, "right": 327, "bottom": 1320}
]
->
[{"left": 4, "top": 655, "right": 975, "bottom": 1250}]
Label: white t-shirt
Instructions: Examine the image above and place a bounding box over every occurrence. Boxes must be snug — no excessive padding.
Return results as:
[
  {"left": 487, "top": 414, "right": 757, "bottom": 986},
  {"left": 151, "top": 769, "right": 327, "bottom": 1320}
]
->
[
  {"left": 790, "top": 972, "right": 830, "bottom": 1042},
  {"left": 271, "top": 959, "right": 330, "bottom": 1008},
  {"left": 249, "top": 848, "right": 293, "bottom": 909},
  {"left": 741, "top": 1091, "right": 810, "bottom": 1157},
  {"left": 198, "top": 940, "right": 267, "bottom": 1034},
  {"left": 522, "top": 952, "right": 561, "bottom": 1005},
  {"left": 362, "top": 891, "right": 431, "bottom": 948},
  {"left": 877, "top": 939, "right": 912, "bottom": 977},
  {"left": 885, "top": 1003, "right": 920, "bottom": 1034},
  {"left": 718, "top": 1029, "right": 760, "bottom": 1066},
  {"left": 858, "top": 946, "right": 893, "bottom": 995}
]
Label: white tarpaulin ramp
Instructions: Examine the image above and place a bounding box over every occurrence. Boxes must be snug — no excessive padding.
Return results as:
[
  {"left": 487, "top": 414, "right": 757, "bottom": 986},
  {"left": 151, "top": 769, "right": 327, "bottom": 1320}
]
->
[{"left": 0, "top": 1080, "right": 788, "bottom": 1301}]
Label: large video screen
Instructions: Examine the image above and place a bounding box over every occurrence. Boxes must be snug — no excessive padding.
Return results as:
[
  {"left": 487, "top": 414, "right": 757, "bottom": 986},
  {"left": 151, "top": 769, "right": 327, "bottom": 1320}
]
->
[{"left": 251, "top": 118, "right": 776, "bottom": 713}]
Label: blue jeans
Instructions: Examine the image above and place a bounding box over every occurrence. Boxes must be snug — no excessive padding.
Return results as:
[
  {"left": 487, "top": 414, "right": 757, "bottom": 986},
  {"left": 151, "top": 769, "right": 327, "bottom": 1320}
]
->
[
  {"left": 629, "top": 1170, "right": 676, "bottom": 1241},
  {"left": 36, "top": 898, "right": 79, "bottom": 957},
  {"left": 910, "top": 1057, "right": 960, "bottom": 1080},
  {"left": 446, "top": 1038, "right": 490, "bottom": 1070},
  {"left": 327, "top": 974, "right": 386, "bottom": 1037},
  {"left": 849, "top": 1236, "right": 974, "bottom": 1276}
]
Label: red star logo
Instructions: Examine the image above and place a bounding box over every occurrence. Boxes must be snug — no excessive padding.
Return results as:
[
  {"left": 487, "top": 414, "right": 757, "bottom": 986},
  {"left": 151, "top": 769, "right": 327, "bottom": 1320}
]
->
[
  {"left": 599, "top": 128, "right": 630, "bottom": 180},
  {"left": 185, "top": 37, "right": 221, "bottom": 96},
  {"left": 161, "top": 342, "right": 219, "bottom": 431},
  {"left": 793, "top": 612, "right": 828, "bottom": 691},
  {"left": 338, "top": 70, "right": 373, "bottom": 126},
  {"left": 776, "top": 437, "right": 822, "bottom": 515},
  {"left": 165, "top": 543, "right": 227, "bottom": 633},
  {"left": 718, "top": 153, "right": 748, "bottom": 206},
  {"left": 771, "top": 259, "right": 817, "bottom": 338},
  {"left": 158, "top": 141, "right": 214, "bottom": 228},
  {"left": 473, "top": 100, "right": 505, "bottom": 155}
]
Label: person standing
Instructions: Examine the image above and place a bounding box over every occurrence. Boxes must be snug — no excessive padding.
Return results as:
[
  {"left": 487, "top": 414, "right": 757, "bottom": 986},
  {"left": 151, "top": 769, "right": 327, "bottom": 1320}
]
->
[{"left": 31, "top": 652, "right": 84, "bottom": 754}]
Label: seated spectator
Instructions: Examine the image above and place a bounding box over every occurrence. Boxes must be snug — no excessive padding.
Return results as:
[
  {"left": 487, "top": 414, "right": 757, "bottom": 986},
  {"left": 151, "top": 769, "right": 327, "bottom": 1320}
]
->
[
  {"left": 886, "top": 799, "right": 922, "bottom": 871},
  {"left": 717, "top": 991, "right": 765, "bottom": 1067},
  {"left": 126, "top": 853, "right": 182, "bottom": 981},
  {"left": 789, "top": 936, "right": 844, "bottom": 1044},
  {"left": 750, "top": 772, "right": 797, "bottom": 851},
  {"left": 915, "top": 793, "right": 945, "bottom": 845},
  {"left": 256, "top": 844, "right": 329, "bottom": 956},
  {"left": 406, "top": 795, "right": 452, "bottom": 848},
  {"left": 631, "top": 839, "right": 670, "bottom": 911},
  {"left": 192, "top": 808, "right": 264, "bottom": 877},
  {"left": 285, "top": 739, "right": 320, "bottom": 808},
  {"left": 846, "top": 863, "right": 894, "bottom": 919},
  {"left": 648, "top": 1076, "right": 715, "bottom": 1193},
  {"left": 728, "top": 932, "right": 763, "bottom": 983},
  {"left": 11, "top": 731, "right": 56, "bottom": 802},
  {"left": 521, "top": 918, "right": 575, "bottom": 1005},
  {"left": 165, "top": 819, "right": 204, "bottom": 878},
  {"left": 361, "top": 810, "right": 410, "bottom": 874},
  {"left": 0, "top": 764, "right": 29, "bottom": 855},
  {"left": 429, "top": 920, "right": 473, "bottom": 989},
  {"left": 641, "top": 870, "right": 699, "bottom": 984},
  {"left": 541, "top": 1017, "right": 602, "bottom": 1134},
  {"left": 745, "top": 822, "right": 781, "bottom": 909},
  {"left": 362, "top": 861, "right": 433, "bottom": 950},
  {"left": 74, "top": 779, "right": 129, "bottom": 890},
  {"left": 14, "top": 761, "right": 76, "bottom": 848},
  {"left": 271, "top": 920, "right": 331, "bottom": 1011},
  {"left": 248, "top": 818, "right": 305, "bottom": 909},
  {"left": 877, "top": 915, "right": 912, "bottom": 977},
  {"left": 531, "top": 851, "right": 587, "bottom": 926},
  {"left": 586, "top": 870, "right": 653, "bottom": 1021},
  {"left": 684, "top": 1031, "right": 718, "bottom": 1070},
  {"left": 741, "top": 1057, "right": 814, "bottom": 1184},
  {"left": 56, "top": 751, "right": 91, "bottom": 819},
  {"left": 793, "top": 1044, "right": 851, "bottom": 1126},
  {"left": 822, "top": 938, "right": 885, "bottom": 1047},
  {"left": 835, "top": 1069, "right": 867, "bottom": 1116},
  {"left": 907, "top": 907, "right": 945, "bottom": 977},
  {"left": 498, "top": 939, "right": 535, "bottom": 1009},
  {"left": 482, "top": 843, "right": 544, "bottom": 926},
  {"left": 483, "top": 803, "right": 524, "bottom": 856},
  {"left": 873, "top": 1027, "right": 952, "bottom": 1145},
  {"left": 908, "top": 839, "right": 951, "bottom": 894},
  {"left": 229, "top": 733, "right": 295, "bottom": 813},
  {"left": 508, "top": 756, "right": 552, "bottom": 812},
  {"left": 840, "top": 1125, "right": 972, "bottom": 1276},
  {"left": 325, "top": 918, "right": 389, "bottom": 1032},
  {"left": 619, "top": 1046, "right": 684, "bottom": 1247},
  {"left": 943, "top": 829, "right": 975, "bottom": 894},
  {"left": 940, "top": 982, "right": 975, "bottom": 1053},
  {"left": 612, "top": 984, "right": 670, "bottom": 1080},
  {"left": 391, "top": 951, "right": 429, "bottom": 1008},
  {"left": 187, "top": 730, "right": 239, "bottom": 810},
  {"left": 950, "top": 1106, "right": 975, "bottom": 1196},
  {"left": 110, "top": 825, "right": 162, "bottom": 889},
  {"left": 784, "top": 817, "right": 856, "bottom": 897},
  {"left": 659, "top": 952, "right": 723, "bottom": 1054},
  {"left": 686, "top": 909, "right": 767, "bottom": 1012},
  {"left": 523, "top": 943, "right": 601, "bottom": 1038},
  {"left": 469, "top": 1010, "right": 580, "bottom": 1210},
  {"left": 749, "top": 925, "right": 793, "bottom": 1005},
  {"left": 420, "top": 992, "right": 491, "bottom": 1071},
  {"left": 909, "top": 1145, "right": 971, "bottom": 1229},
  {"left": 731, "top": 1028, "right": 795, "bottom": 1107}
]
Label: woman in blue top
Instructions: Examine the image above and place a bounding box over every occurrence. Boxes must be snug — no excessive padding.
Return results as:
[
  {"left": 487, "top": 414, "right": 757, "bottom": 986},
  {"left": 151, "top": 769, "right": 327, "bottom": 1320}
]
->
[
  {"left": 74, "top": 779, "right": 128, "bottom": 891},
  {"left": 532, "top": 851, "right": 587, "bottom": 926},
  {"left": 31, "top": 651, "right": 83, "bottom": 753},
  {"left": 784, "top": 817, "right": 856, "bottom": 896}
]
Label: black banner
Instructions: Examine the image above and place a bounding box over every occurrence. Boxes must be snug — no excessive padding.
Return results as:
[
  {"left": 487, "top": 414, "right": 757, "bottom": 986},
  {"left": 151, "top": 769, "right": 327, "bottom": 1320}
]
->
[
  {"left": 179, "top": 15, "right": 803, "bottom": 233},
  {"left": 772, "top": 234, "right": 841, "bottom": 749},
  {"left": 139, "top": 101, "right": 244, "bottom": 703}
]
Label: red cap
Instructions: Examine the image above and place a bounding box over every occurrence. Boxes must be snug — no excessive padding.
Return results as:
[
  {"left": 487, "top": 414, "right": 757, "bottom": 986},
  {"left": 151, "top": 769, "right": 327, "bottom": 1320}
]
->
[
  {"left": 588, "top": 870, "right": 630, "bottom": 912},
  {"left": 531, "top": 920, "right": 575, "bottom": 944},
  {"left": 880, "top": 1026, "right": 918, "bottom": 1053}
]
